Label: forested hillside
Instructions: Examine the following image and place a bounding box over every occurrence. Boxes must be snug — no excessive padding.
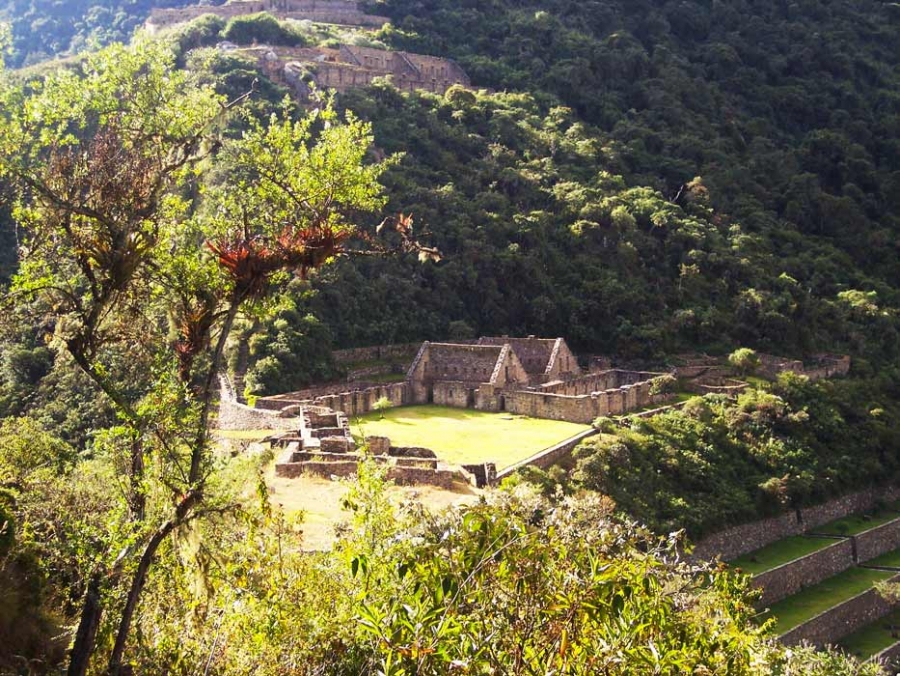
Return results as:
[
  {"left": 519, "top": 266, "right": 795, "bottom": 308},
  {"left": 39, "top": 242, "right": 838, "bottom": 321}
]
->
[
  {"left": 0, "top": 0, "right": 199, "bottom": 65},
  {"left": 250, "top": 0, "right": 900, "bottom": 391},
  {"left": 0, "top": 2, "right": 899, "bottom": 673}
]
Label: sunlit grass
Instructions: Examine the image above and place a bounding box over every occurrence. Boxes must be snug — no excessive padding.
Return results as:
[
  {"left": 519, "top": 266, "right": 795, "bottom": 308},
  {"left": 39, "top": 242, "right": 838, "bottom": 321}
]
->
[
  {"left": 352, "top": 405, "right": 590, "bottom": 468},
  {"left": 730, "top": 536, "right": 838, "bottom": 575}
]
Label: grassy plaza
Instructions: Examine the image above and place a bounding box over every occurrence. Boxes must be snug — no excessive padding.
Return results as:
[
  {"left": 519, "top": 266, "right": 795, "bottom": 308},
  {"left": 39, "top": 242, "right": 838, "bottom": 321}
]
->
[{"left": 352, "top": 405, "right": 591, "bottom": 468}]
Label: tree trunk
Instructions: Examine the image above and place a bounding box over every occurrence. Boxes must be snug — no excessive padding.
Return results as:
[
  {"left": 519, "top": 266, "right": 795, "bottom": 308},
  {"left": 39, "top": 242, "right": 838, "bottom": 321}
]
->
[
  {"left": 67, "top": 572, "right": 104, "bottom": 676},
  {"left": 107, "top": 491, "right": 200, "bottom": 676}
]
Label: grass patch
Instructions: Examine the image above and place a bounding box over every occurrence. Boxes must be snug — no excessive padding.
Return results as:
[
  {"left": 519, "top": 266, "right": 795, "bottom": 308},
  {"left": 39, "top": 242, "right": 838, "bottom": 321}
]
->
[
  {"left": 216, "top": 429, "right": 274, "bottom": 440},
  {"left": 744, "top": 376, "right": 770, "bottom": 388},
  {"left": 763, "top": 567, "right": 895, "bottom": 634},
  {"left": 839, "top": 608, "right": 900, "bottom": 660},
  {"left": 730, "top": 536, "right": 837, "bottom": 575},
  {"left": 865, "top": 548, "right": 900, "bottom": 569},
  {"left": 352, "top": 405, "right": 590, "bottom": 469},
  {"left": 815, "top": 507, "right": 900, "bottom": 537}
]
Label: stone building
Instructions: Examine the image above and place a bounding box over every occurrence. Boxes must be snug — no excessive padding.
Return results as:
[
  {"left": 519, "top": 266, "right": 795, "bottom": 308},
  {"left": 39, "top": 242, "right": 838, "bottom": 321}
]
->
[
  {"left": 285, "top": 44, "right": 470, "bottom": 96},
  {"left": 406, "top": 341, "right": 529, "bottom": 411},
  {"left": 404, "top": 336, "right": 670, "bottom": 423},
  {"left": 476, "top": 336, "right": 580, "bottom": 385}
]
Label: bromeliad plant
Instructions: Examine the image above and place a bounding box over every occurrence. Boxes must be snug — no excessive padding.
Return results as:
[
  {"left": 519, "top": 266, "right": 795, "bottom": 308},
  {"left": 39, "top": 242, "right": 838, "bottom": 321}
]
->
[{"left": 0, "top": 38, "right": 416, "bottom": 675}]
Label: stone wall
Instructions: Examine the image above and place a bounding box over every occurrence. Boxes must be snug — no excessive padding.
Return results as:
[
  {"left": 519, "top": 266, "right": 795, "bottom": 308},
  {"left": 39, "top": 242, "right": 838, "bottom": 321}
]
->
[
  {"left": 780, "top": 574, "right": 900, "bottom": 647},
  {"left": 311, "top": 382, "right": 407, "bottom": 417},
  {"left": 692, "top": 511, "right": 802, "bottom": 562},
  {"left": 275, "top": 457, "right": 457, "bottom": 488},
  {"left": 494, "top": 429, "right": 599, "bottom": 483},
  {"left": 432, "top": 380, "right": 473, "bottom": 408},
  {"left": 752, "top": 538, "right": 853, "bottom": 607},
  {"left": 217, "top": 377, "right": 304, "bottom": 431},
  {"left": 504, "top": 383, "right": 666, "bottom": 425},
  {"left": 539, "top": 370, "right": 661, "bottom": 397},
  {"left": 693, "top": 484, "right": 900, "bottom": 561},
  {"left": 855, "top": 518, "right": 900, "bottom": 563},
  {"left": 870, "top": 640, "right": 900, "bottom": 669}
]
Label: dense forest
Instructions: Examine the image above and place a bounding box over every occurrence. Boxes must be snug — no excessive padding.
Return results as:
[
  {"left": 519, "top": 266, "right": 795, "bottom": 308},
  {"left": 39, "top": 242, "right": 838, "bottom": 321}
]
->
[{"left": 0, "top": 0, "right": 899, "bottom": 673}]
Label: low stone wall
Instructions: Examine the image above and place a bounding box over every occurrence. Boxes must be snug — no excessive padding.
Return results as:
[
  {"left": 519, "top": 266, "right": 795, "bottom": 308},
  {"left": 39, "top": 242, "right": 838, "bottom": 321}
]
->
[
  {"left": 752, "top": 538, "right": 853, "bottom": 607},
  {"left": 856, "top": 518, "right": 900, "bottom": 563},
  {"left": 694, "top": 483, "right": 900, "bottom": 562},
  {"left": 504, "top": 386, "right": 668, "bottom": 425},
  {"left": 780, "top": 574, "right": 900, "bottom": 647},
  {"left": 692, "top": 511, "right": 801, "bottom": 562},
  {"left": 332, "top": 342, "right": 421, "bottom": 365},
  {"left": 275, "top": 458, "right": 456, "bottom": 488},
  {"left": 218, "top": 390, "right": 304, "bottom": 431},
  {"left": 870, "top": 640, "right": 900, "bottom": 669},
  {"left": 494, "top": 429, "right": 599, "bottom": 483}
]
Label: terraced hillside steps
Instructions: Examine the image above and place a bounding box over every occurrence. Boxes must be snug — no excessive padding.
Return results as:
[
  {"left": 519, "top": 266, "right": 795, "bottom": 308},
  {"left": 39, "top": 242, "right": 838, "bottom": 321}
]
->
[
  {"left": 768, "top": 568, "right": 900, "bottom": 647},
  {"left": 838, "top": 608, "right": 900, "bottom": 665}
]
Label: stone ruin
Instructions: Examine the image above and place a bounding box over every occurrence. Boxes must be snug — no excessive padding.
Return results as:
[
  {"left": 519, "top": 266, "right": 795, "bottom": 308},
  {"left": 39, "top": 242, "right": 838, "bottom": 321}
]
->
[
  {"left": 271, "top": 406, "right": 467, "bottom": 488},
  {"left": 147, "top": 0, "right": 389, "bottom": 31},
  {"left": 283, "top": 44, "right": 470, "bottom": 97},
  {"left": 405, "top": 336, "right": 672, "bottom": 424},
  {"left": 145, "top": 0, "right": 471, "bottom": 98}
]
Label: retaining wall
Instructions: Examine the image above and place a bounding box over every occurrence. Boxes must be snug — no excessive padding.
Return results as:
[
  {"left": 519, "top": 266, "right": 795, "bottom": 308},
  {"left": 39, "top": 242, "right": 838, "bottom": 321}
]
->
[
  {"left": 870, "top": 640, "right": 900, "bottom": 669},
  {"left": 693, "top": 483, "right": 900, "bottom": 562},
  {"left": 494, "top": 429, "right": 599, "bottom": 483},
  {"left": 780, "top": 574, "right": 900, "bottom": 647},
  {"left": 752, "top": 538, "right": 853, "bottom": 607},
  {"left": 275, "top": 458, "right": 456, "bottom": 488},
  {"left": 855, "top": 518, "right": 900, "bottom": 564},
  {"left": 217, "top": 380, "right": 304, "bottom": 431}
]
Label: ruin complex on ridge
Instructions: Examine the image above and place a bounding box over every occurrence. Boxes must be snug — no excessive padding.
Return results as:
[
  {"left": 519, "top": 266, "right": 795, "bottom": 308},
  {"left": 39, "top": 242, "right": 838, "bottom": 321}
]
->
[
  {"left": 147, "top": 0, "right": 471, "bottom": 96},
  {"left": 283, "top": 44, "right": 470, "bottom": 96},
  {"left": 147, "top": 0, "right": 389, "bottom": 30}
]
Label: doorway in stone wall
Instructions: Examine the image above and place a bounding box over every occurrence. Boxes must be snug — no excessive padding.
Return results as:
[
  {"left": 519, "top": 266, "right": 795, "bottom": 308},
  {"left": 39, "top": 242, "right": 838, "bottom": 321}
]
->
[
  {"left": 427, "top": 386, "right": 434, "bottom": 404},
  {"left": 466, "top": 388, "right": 475, "bottom": 408},
  {"left": 499, "top": 394, "right": 506, "bottom": 411}
]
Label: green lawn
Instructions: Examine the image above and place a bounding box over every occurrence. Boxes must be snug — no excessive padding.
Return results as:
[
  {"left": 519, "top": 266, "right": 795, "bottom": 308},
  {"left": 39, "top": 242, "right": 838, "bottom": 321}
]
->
[
  {"left": 352, "top": 405, "right": 591, "bottom": 468},
  {"left": 763, "top": 567, "right": 895, "bottom": 634},
  {"left": 730, "top": 536, "right": 837, "bottom": 575},
  {"left": 839, "top": 608, "right": 900, "bottom": 660},
  {"left": 865, "top": 548, "right": 900, "bottom": 569},
  {"left": 815, "top": 508, "right": 900, "bottom": 537}
]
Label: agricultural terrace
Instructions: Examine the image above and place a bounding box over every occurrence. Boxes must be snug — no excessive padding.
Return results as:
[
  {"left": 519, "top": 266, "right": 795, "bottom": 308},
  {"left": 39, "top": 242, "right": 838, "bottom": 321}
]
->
[
  {"left": 730, "top": 536, "right": 836, "bottom": 576},
  {"left": 839, "top": 608, "right": 900, "bottom": 660},
  {"left": 762, "top": 567, "right": 896, "bottom": 634},
  {"left": 353, "top": 405, "right": 590, "bottom": 468}
]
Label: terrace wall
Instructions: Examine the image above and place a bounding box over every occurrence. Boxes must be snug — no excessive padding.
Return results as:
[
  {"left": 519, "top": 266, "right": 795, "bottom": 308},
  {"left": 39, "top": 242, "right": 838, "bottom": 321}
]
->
[
  {"left": 694, "top": 483, "right": 900, "bottom": 562},
  {"left": 494, "top": 429, "right": 599, "bottom": 483},
  {"left": 780, "top": 574, "right": 900, "bottom": 647},
  {"left": 217, "top": 377, "right": 304, "bottom": 431},
  {"left": 275, "top": 458, "right": 457, "bottom": 488},
  {"left": 855, "top": 518, "right": 900, "bottom": 563},
  {"left": 752, "top": 538, "right": 854, "bottom": 607},
  {"left": 870, "top": 641, "right": 900, "bottom": 669}
]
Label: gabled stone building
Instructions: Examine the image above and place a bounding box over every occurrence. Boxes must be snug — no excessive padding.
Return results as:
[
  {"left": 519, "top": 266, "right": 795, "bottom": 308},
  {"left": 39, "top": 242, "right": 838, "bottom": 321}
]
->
[
  {"left": 406, "top": 336, "right": 582, "bottom": 412},
  {"left": 406, "top": 342, "right": 527, "bottom": 411}
]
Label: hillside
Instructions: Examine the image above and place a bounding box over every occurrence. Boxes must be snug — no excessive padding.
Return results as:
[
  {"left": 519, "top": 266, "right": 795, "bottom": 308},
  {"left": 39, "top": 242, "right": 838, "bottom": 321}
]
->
[{"left": 0, "top": 2, "right": 899, "bottom": 674}]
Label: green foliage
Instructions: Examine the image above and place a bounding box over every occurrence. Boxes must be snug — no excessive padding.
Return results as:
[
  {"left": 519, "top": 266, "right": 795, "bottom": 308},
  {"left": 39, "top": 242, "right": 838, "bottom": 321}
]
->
[
  {"left": 728, "top": 348, "right": 761, "bottom": 376},
  {"left": 573, "top": 375, "right": 900, "bottom": 539},
  {"left": 220, "top": 12, "right": 306, "bottom": 47},
  {"left": 243, "top": 304, "right": 341, "bottom": 396}
]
